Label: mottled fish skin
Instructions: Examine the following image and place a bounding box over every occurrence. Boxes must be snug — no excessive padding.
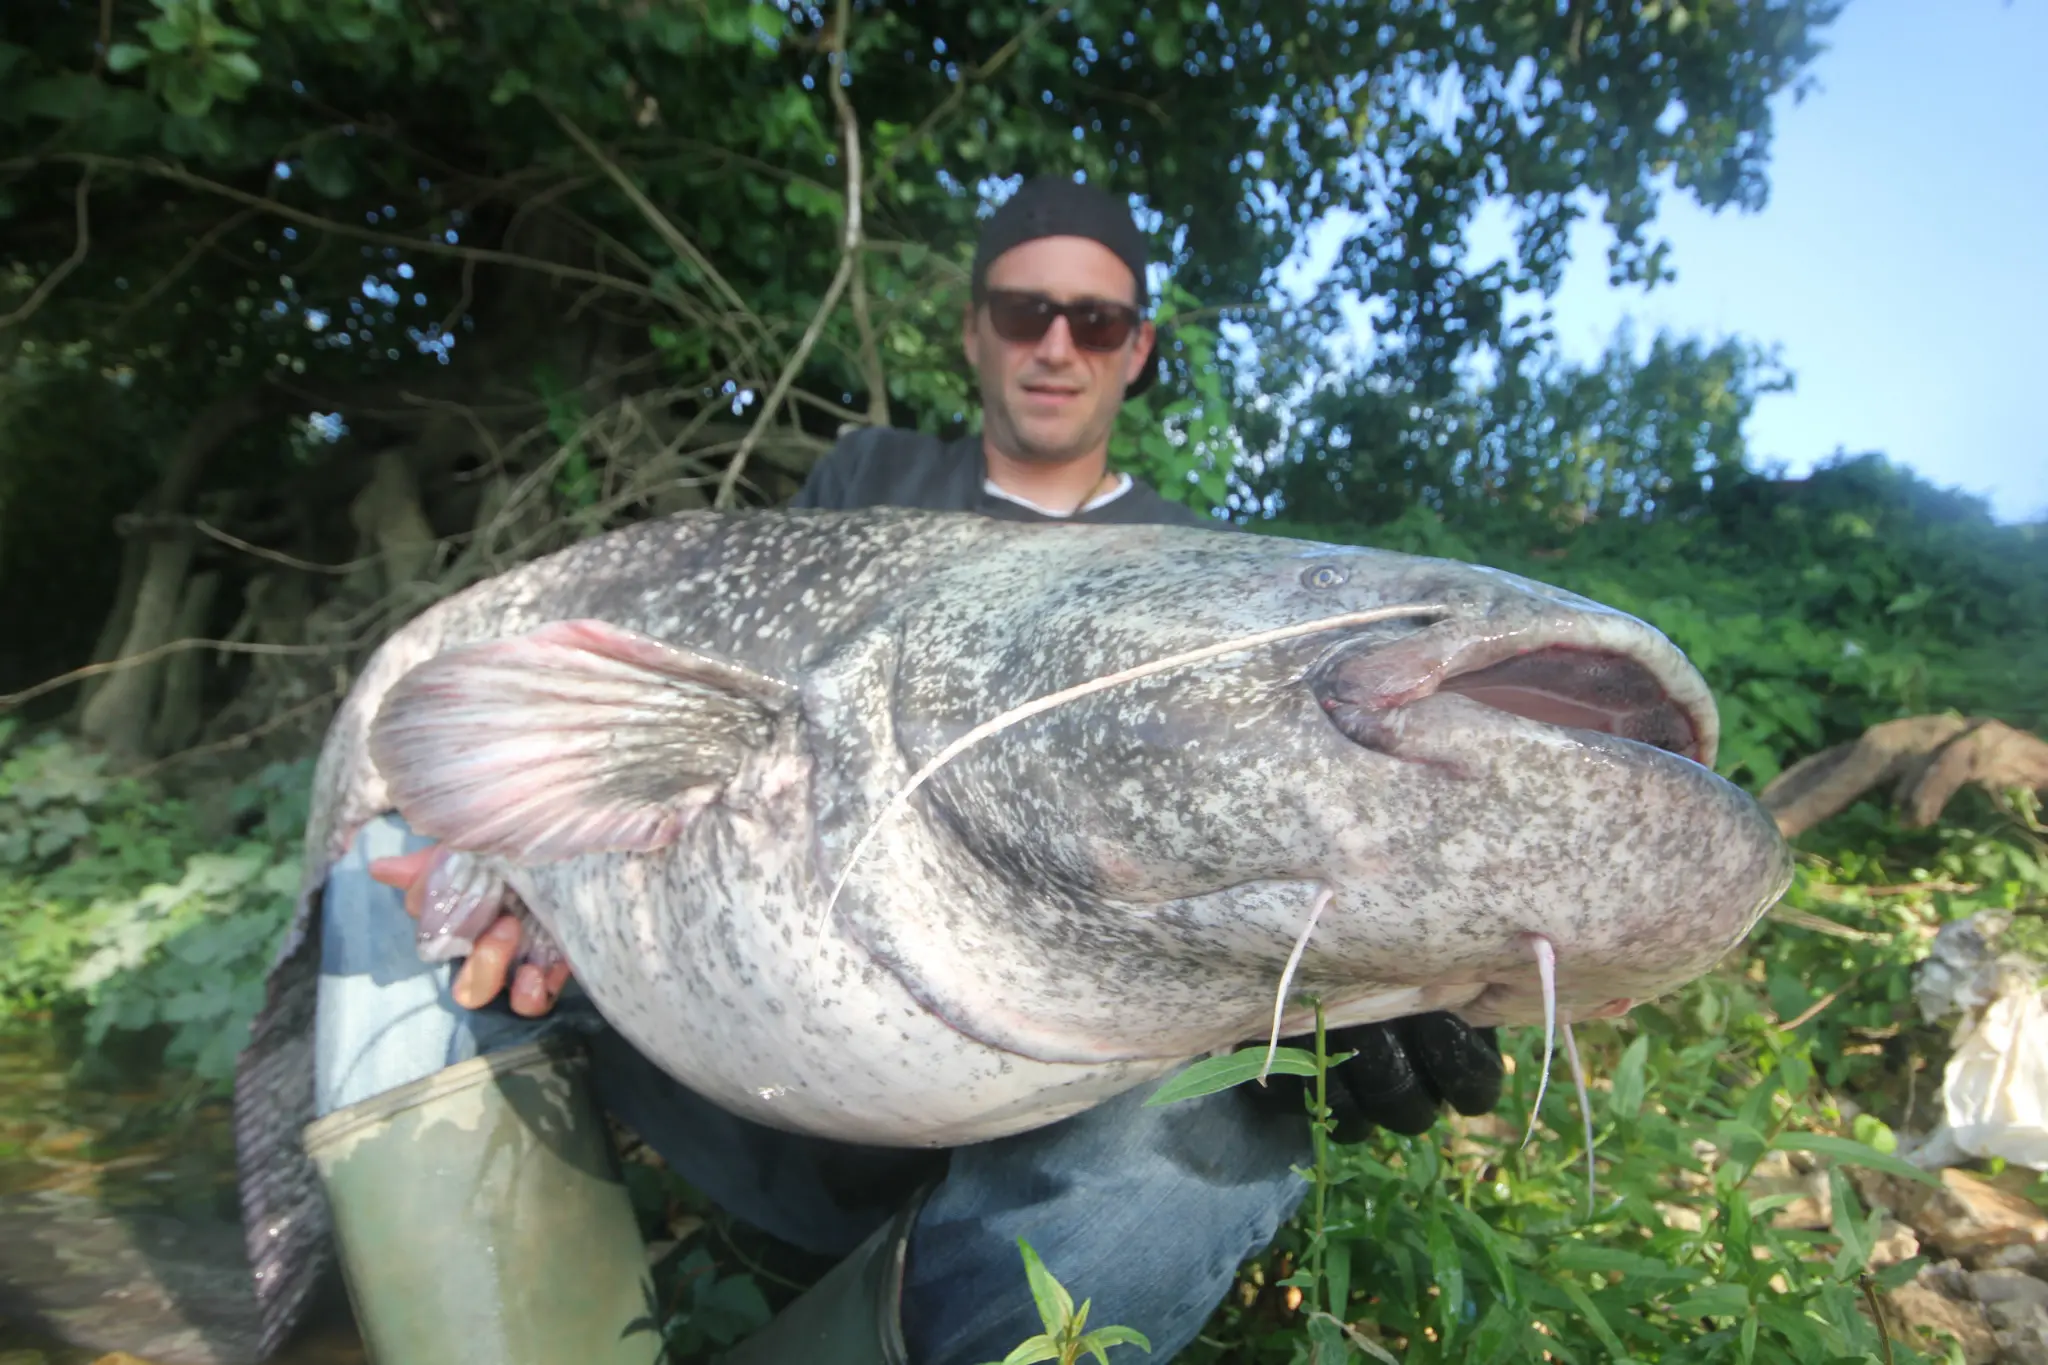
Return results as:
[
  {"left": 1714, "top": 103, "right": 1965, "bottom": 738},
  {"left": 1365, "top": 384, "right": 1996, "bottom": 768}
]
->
[{"left": 232, "top": 507, "right": 1790, "bottom": 1355}]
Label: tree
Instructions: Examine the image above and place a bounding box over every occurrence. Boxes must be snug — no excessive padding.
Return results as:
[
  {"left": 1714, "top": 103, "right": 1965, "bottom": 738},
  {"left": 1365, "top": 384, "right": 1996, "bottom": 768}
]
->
[
  {"left": 0, "top": 0, "right": 1843, "bottom": 759},
  {"left": 1247, "top": 324, "right": 1792, "bottom": 526}
]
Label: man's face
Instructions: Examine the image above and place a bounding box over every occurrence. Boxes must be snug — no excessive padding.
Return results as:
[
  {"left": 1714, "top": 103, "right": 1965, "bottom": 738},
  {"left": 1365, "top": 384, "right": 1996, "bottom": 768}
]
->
[{"left": 963, "top": 235, "right": 1156, "bottom": 466}]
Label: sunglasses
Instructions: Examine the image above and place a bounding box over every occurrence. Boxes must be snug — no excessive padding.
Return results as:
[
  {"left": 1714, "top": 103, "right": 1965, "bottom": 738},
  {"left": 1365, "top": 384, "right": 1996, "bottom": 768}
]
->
[{"left": 982, "top": 289, "right": 1143, "bottom": 353}]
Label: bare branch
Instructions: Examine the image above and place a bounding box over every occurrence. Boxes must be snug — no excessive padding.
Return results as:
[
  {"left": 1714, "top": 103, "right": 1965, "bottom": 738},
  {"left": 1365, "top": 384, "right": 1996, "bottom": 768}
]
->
[
  {"left": 1806, "top": 878, "right": 1984, "bottom": 899},
  {"left": 832, "top": 52, "right": 889, "bottom": 427},
  {"left": 1760, "top": 715, "right": 2048, "bottom": 837},
  {"left": 0, "top": 167, "right": 94, "bottom": 329},
  {"left": 92, "top": 0, "right": 115, "bottom": 77},
  {"left": 192, "top": 519, "right": 388, "bottom": 575},
  {"left": 131, "top": 681, "right": 348, "bottom": 779},
  {"left": 439, "top": 248, "right": 478, "bottom": 336},
  {"left": 1, "top": 637, "right": 347, "bottom": 713},
  {"left": 1076, "top": 80, "right": 1171, "bottom": 127},
  {"left": 14, "top": 154, "right": 676, "bottom": 312},
  {"left": 1777, "top": 985, "right": 1844, "bottom": 1032},
  {"left": 545, "top": 102, "right": 763, "bottom": 352},
  {"left": 716, "top": 0, "right": 865, "bottom": 506},
  {"left": 118, "top": 207, "right": 260, "bottom": 319},
  {"left": 788, "top": 387, "right": 877, "bottom": 428}
]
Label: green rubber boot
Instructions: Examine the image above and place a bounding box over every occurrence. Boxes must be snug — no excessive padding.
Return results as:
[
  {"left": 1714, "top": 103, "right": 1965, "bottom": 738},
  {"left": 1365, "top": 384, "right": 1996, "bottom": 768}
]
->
[
  {"left": 302, "top": 1036, "right": 663, "bottom": 1365},
  {"left": 716, "top": 1189, "right": 927, "bottom": 1365}
]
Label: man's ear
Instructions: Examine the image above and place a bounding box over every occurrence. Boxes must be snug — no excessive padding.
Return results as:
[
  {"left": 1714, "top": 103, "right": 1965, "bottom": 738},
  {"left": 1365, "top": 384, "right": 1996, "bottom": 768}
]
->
[
  {"left": 961, "top": 301, "right": 982, "bottom": 369},
  {"left": 1125, "top": 319, "right": 1157, "bottom": 388}
]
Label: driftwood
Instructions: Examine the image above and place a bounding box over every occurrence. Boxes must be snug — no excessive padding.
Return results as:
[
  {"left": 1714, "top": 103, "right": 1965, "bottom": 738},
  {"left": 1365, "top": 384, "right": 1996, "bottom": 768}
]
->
[{"left": 1760, "top": 715, "right": 2048, "bottom": 838}]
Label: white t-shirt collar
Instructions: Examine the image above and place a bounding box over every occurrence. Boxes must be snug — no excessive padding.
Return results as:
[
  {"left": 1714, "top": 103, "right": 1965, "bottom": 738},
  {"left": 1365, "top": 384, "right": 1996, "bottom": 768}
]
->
[{"left": 982, "top": 472, "right": 1134, "bottom": 518}]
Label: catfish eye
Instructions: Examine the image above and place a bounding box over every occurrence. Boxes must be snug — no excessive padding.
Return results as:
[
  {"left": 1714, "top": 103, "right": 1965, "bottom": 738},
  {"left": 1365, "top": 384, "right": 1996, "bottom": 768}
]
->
[{"left": 1303, "top": 565, "right": 1347, "bottom": 590}]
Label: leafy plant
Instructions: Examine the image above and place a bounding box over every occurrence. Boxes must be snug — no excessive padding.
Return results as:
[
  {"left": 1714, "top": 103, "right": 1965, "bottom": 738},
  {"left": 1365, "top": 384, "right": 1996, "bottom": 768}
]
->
[
  {"left": 651, "top": 1245, "right": 775, "bottom": 1361},
  {"left": 978, "top": 1238, "right": 1153, "bottom": 1365},
  {"left": 0, "top": 720, "right": 307, "bottom": 1085}
]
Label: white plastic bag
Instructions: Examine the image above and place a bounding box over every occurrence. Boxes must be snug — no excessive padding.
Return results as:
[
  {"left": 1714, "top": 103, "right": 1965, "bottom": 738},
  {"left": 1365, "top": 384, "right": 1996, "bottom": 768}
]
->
[{"left": 1941, "top": 962, "right": 2048, "bottom": 1171}]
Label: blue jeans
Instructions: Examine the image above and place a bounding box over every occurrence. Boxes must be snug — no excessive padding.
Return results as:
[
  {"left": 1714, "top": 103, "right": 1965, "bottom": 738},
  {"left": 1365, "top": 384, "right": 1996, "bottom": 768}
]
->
[{"left": 314, "top": 814, "right": 1311, "bottom": 1363}]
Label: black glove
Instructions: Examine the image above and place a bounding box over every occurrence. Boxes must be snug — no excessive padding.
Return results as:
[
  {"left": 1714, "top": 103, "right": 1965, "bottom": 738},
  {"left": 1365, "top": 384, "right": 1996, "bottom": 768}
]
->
[{"left": 1251, "top": 1011, "right": 1504, "bottom": 1143}]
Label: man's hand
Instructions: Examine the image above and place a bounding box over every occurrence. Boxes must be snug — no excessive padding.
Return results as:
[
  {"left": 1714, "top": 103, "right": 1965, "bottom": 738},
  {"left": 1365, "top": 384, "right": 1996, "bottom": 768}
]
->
[
  {"left": 367, "top": 848, "right": 571, "bottom": 1018},
  {"left": 1252, "top": 1011, "right": 1504, "bottom": 1142}
]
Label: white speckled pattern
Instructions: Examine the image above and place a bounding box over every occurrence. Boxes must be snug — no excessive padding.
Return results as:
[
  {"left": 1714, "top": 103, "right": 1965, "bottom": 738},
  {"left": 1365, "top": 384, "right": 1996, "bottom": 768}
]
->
[{"left": 287, "top": 507, "right": 1788, "bottom": 1147}]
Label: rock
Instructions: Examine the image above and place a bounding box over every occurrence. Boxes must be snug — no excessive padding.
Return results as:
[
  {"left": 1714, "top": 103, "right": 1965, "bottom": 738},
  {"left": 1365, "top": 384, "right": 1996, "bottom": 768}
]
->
[
  {"left": 1870, "top": 1217, "right": 1923, "bottom": 1269},
  {"left": 1888, "top": 1268, "right": 2001, "bottom": 1364},
  {"left": 1972, "top": 1270, "right": 2048, "bottom": 1350},
  {"left": 1655, "top": 1201, "right": 1705, "bottom": 1233},
  {"left": 1982, "top": 1243, "right": 2048, "bottom": 1276},
  {"left": 1970, "top": 1268, "right": 2048, "bottom": 1314},
  {"left": 1926, "top": 1258, "right": 1975, "bottom": 1298},
  {"left": 1994, "top": 1308, "right": 2048, "bottom": 1365},
  {"left": 1742, "top": 1148, "right": 1834, "bottom": 1229},
  {"left": 1853, "top": 1167, "right": 2048, "bottom": 1261}
]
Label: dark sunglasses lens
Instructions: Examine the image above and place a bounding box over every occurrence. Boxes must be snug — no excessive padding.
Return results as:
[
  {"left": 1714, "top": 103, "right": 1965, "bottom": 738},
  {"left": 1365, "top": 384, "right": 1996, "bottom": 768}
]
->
[
  {"left": 1067, "top": 305, "right": 1135, "bottom": 351},
  {"left": 987, "top": 293, "right": 1055, "bottom": 343},
  {"left": 986, "top": 293, "right": 1137, "bottom": 351}
]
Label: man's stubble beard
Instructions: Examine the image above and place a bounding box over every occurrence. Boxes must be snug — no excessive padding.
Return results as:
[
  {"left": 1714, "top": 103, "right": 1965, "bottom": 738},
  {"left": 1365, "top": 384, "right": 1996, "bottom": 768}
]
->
[{"left": 980, "top": 372, "right": 1121, "bottom": 467}]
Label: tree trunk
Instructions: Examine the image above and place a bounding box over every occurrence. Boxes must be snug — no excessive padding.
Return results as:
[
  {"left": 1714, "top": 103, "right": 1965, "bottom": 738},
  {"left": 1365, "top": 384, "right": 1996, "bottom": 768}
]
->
[
  {"left": 78, "top": 529, "right": 195, "bottom": 759},
  {"left": 74, "top": 391, "right": 264, "bottom": 718},
  {"left": 349, "top": 449, "right": 438, "bottom": 597},
  {"left": 147, "top": 568, "right": 222, "bottom": 756}
]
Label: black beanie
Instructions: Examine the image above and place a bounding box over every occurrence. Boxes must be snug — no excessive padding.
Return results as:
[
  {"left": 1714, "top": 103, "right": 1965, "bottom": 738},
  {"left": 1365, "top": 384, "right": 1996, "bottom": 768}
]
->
[{"left": 970, "top": 176, "right": 1157, "bottom": 394}]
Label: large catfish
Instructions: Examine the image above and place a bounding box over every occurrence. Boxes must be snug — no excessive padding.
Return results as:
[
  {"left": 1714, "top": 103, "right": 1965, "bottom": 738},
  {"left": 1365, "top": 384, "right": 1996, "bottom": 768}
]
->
[{"left": 233, "top": 508, "right": 1790, "bottom": 1349}]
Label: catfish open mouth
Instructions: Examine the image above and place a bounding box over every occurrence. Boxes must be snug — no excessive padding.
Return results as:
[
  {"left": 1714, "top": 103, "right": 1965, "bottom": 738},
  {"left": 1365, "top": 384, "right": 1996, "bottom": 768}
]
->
[{"left": 1314, "top": 636, "right": 1712, "bottom": 767}]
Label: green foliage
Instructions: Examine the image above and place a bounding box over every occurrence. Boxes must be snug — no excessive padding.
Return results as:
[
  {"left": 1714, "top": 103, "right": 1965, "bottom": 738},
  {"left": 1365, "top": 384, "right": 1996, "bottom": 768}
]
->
[
  {"left": 649, "top": 1246, "right": 775, "bottom": 1360},
  {"left": 1112, "top": 283, "right": 1238, "bottom": 511},
  {"left": 0, "top": 720, "right": 307, "bottom": 1085},
  {"left": 1142, "top": 1043, "right": 1346, "bottom": 1107},
  {"left": 977, "top": 1239, "right": 1153, "bottom": 1365},
  {"left": 1250, "top": 326, "right": 1790, "bottom": 531},
  {"left": 1159, "top": 979, "right": 1952, "bottom": 1364}
]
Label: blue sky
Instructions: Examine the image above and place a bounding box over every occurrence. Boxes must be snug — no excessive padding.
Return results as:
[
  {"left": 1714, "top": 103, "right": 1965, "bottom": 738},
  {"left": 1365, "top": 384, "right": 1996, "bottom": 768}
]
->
[{"left": 1473, "top": 0, "right": 2047, "bottom": 523}]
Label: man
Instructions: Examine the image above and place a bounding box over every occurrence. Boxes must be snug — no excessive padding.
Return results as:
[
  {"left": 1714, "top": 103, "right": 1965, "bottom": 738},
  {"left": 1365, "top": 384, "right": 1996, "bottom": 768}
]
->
[{"left": 320, "top": 177, "right": 1504, "bottom": 1363}]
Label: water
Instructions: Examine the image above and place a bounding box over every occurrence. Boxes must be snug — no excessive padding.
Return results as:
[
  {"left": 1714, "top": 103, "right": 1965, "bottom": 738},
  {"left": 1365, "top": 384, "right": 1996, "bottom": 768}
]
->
[{"left": 0, "top": 1023, "right": 363, "bottom": 1365}]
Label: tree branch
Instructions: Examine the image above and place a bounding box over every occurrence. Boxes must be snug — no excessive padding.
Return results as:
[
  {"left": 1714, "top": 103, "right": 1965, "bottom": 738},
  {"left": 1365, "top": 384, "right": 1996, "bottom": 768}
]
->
[
  {"left": 2, "top": 638, "right": 347, "bottom": 713},
  {"left": 130, "top": 681, "right": 348, "bottom": 779},
  {"left": 117, "top": 207, "right": 259, "bottom": 321},
  {"left": 92, "top": 0, "right": 115, "bottom": 77},
  {"left": 837, "top": 64, "right": 890, "bottom": 427},
  {"left": 545, "top": 101, "right": 764, "bottom": 353},
  {"left": 716, "top": 0, "right": 866, "bottom": 506},
  {"left": 0, "top": 167, "right": 94, "bottom": 329},
  {"left": 11, "top": 154, "right": 682, "bottom": 314}
]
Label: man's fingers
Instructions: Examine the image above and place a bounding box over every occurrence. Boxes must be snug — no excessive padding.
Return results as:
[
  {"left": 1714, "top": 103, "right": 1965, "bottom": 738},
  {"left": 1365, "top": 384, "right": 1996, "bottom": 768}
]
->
[
  {"left": 370, "top": 847, "right": 441, "bottom": 923},
  {"left": 508, "top": 961, "right": 572, "bottom": 1018},
  {"left": 372, "top": 844, "right": 562, "bottom": 1018},
  {"left": 369, "top": 849, "right": 436, "bottom": 893},
  {"left": 452, "top": 916, "right": 522, "bottom": 1008}
]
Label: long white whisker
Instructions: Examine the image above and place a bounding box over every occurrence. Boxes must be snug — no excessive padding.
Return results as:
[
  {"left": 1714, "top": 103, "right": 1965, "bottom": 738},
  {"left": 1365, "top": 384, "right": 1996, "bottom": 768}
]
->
[
  {"left": 1260, "top": 885, "right": 1334, "bottom": 1084},
  {"left": 1562, "top": 1021, "right": 1596, "bottom": 1218},
  {"left": 1521, "top": 933, "right": 1558, "bottom": 1148},
  {"left": 803, "top": 604, "right": 1447, "bottom": 984}
]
